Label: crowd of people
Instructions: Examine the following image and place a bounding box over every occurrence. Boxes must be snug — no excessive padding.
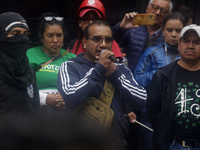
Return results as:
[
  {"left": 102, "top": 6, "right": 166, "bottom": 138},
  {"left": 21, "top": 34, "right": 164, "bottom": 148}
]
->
[{"left": 0, "top": 0, "right": 199, "bottom": 150}]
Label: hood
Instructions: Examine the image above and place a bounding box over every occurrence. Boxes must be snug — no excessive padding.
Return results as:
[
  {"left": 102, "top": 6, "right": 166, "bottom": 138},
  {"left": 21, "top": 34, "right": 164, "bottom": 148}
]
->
[
  {"left": 0, "top": 12, "right": 33, "bottom": 88},
  {"left": 0, "top": 12, "right": 29, "bottom": 42},
  {"left": 70, "top": 53, "right": 96, "bottom": 68},
  {"left": 159, "top": 59, "right": 179, "bottom": 79}
]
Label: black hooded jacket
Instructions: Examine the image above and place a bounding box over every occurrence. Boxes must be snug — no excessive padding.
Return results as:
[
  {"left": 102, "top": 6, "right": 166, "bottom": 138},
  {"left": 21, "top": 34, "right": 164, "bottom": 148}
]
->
[{"left": 0, "top": 12, "right": 39, "bottom": 115}]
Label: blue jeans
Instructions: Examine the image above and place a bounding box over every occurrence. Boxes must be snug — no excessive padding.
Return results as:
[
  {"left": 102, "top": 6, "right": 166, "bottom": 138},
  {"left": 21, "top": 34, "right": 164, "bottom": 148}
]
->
[{"left": 169, "top": 139, "right": 200, "bottom": 150}]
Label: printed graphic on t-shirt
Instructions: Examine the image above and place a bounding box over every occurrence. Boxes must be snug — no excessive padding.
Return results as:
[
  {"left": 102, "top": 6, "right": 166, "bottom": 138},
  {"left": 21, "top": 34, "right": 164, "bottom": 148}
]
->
[
  {"left": 39, "top": 64, "right": 60, "bottom": 73},
  {"left": 174, "top": 82, "right": 200, "bottom": 130}
]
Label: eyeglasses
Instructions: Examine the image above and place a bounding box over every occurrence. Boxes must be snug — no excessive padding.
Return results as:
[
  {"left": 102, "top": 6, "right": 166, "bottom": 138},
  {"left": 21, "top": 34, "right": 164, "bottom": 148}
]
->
[
  {"left": 81, "top": 17, "right": 100, "bottom": 24},
  {"left": 151, "top": 4, "right": 168, "bottom": 15},
  {"left": 44, "top": 16, "right": 64, "bottom": 21},
  {"left": 88, "top": 36, "right": 113, "bottom": 45}
]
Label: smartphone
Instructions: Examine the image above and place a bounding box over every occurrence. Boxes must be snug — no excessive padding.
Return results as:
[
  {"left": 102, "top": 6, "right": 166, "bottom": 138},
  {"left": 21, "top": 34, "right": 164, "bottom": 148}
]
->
[{"left": 132, "top": 13, "right": 155, "bottom": 26}]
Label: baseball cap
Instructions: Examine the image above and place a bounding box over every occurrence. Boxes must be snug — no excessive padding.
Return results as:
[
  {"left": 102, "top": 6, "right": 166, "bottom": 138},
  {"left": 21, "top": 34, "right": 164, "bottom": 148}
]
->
[
  {"left": 79, "top": 8, "right": 102, "bottom": 19},
  {"left": 180, "top": 24, "right": 200, "bottom": 40}
]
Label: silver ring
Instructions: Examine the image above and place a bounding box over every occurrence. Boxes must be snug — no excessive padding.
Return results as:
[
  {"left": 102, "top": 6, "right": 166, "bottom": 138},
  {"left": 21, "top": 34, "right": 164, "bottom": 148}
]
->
[{"left": 58, "top": 102, "right": 61, "bottom": 105}]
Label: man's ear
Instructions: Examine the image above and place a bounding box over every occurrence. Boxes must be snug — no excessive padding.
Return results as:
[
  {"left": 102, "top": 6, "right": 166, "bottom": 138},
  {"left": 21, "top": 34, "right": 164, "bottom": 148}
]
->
[{"left": 82, "top": 37, "right": 87, "bottom": 49}]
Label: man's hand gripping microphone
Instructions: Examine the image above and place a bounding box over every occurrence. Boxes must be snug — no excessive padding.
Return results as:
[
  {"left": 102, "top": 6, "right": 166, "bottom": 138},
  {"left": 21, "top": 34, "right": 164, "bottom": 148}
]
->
[{"left": 100, "top": 50, "right": 118, "bottom": 63}]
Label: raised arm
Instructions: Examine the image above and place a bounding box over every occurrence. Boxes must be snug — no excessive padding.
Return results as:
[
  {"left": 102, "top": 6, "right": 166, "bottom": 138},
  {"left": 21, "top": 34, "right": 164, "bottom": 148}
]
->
[
  {"left": 112, "top": 12, "right": 138, "bottom": 46},
  {"left": 108, "top": 63, "right": 147, "bottom": 110},
  {"left": 57, "top": 61, "right": 107, "bottom": 109}
]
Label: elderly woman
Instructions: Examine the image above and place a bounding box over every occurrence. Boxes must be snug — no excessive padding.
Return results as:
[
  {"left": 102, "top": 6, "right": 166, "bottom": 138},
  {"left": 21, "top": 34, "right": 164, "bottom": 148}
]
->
[{"left": 0, "top": 12, "right": 39, "bottom": 115}]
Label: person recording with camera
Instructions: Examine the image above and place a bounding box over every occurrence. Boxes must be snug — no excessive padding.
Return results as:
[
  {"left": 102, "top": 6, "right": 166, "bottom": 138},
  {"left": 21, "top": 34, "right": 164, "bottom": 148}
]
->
[
  {"left": 57, "top": 21, "right": 147, "bottom": 149},
  {"left": 113, "top": 0, "right": 173, "bottom": 73},
  {"left": 112, "top": 0, "right": 172, "bottom": 149}
]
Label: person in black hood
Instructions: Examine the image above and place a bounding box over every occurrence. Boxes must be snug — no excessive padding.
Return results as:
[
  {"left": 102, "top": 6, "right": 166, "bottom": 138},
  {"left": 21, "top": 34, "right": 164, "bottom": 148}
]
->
[{"left": 0, "top": 12, "right": 40, "bottom": 115}]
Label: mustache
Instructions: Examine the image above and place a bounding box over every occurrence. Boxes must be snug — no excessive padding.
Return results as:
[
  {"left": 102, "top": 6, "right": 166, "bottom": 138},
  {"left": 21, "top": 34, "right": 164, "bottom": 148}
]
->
[{"left": 185, "top": 49, "right": 195, "bottom": 53}]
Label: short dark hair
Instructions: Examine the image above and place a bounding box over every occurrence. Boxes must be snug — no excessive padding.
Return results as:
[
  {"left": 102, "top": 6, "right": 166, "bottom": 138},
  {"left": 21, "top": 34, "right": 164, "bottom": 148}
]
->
[
  {"left": 163, "top": 12, "right": 185, "bottom": 28},
  {"left": 172, "top": 5, "right": 194, "bottom": 25},
  {"left": 39, "top": 12, "right": 66, "bottom": 38},
  {"left": 83, "top": 21, "right": 112, "bottom": 39}
]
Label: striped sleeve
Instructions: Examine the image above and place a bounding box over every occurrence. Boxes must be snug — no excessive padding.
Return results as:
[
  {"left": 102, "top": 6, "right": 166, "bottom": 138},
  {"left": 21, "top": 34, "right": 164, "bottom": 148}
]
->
[
  {"left": 109, "top": 63, "right": 147, "bottom": 110},
  {"left": 57, "top": 61, "right": 107, "bottom": 108}
]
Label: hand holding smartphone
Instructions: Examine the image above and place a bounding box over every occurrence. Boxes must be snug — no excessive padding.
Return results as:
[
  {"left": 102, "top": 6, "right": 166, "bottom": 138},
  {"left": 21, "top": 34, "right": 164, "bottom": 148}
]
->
[{"left": 132, "top": 13, "right": 155, "bottom": 26}]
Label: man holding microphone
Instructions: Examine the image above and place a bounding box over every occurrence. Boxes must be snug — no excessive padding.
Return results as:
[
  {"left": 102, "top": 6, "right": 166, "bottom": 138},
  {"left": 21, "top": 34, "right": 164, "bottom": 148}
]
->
[{"left": 57, "top": 21, "right": 147, "bottom": 149}]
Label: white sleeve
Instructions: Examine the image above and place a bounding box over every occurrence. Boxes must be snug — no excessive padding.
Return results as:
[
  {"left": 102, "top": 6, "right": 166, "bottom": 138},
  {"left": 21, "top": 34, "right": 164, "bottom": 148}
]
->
[{"left": 39, "top": 91, "right": 47, "bottom": 105}]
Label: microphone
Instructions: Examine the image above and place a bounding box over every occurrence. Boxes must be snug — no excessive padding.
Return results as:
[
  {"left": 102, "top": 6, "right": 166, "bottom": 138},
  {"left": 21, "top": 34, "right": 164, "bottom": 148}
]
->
[{"left": 100, "top": 50, "right": 118, "bottom": 63}]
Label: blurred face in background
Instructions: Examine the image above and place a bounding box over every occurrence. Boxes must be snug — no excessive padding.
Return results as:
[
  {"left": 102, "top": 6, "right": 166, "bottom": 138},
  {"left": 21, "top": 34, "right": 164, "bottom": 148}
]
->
[
  {"left": 146, "top": 0, "right": 170, "bottom": 26},
  {"left": 162, "top": 19, "right": 184, "bottom": 46},
  {"left": 41, "top": 24, "right": 64, "bottom": 56},
  {"left": 79, "top": 11, "right": 102, "bottom": 31},
  {"left": 187, "top": 18, "right": 193, "bottom": 26}
]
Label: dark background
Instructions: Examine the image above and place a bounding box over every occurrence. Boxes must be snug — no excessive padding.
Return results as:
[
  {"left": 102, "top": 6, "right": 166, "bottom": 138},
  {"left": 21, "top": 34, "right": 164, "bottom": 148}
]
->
[{"left": 0, "top": 0, "right": 199, "bottom": 48}]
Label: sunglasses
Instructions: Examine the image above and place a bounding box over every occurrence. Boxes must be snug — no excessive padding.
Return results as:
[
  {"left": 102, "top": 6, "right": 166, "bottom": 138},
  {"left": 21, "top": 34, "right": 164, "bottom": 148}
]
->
[
  {"left": 151, "top": 4, "right": 168, "bottom": 15},
  {"left": 88, "top": 36, "right": 113, "bottom": 45},
  {"left": 44, "top": 16, "right": 64, "bottom": 21}
]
